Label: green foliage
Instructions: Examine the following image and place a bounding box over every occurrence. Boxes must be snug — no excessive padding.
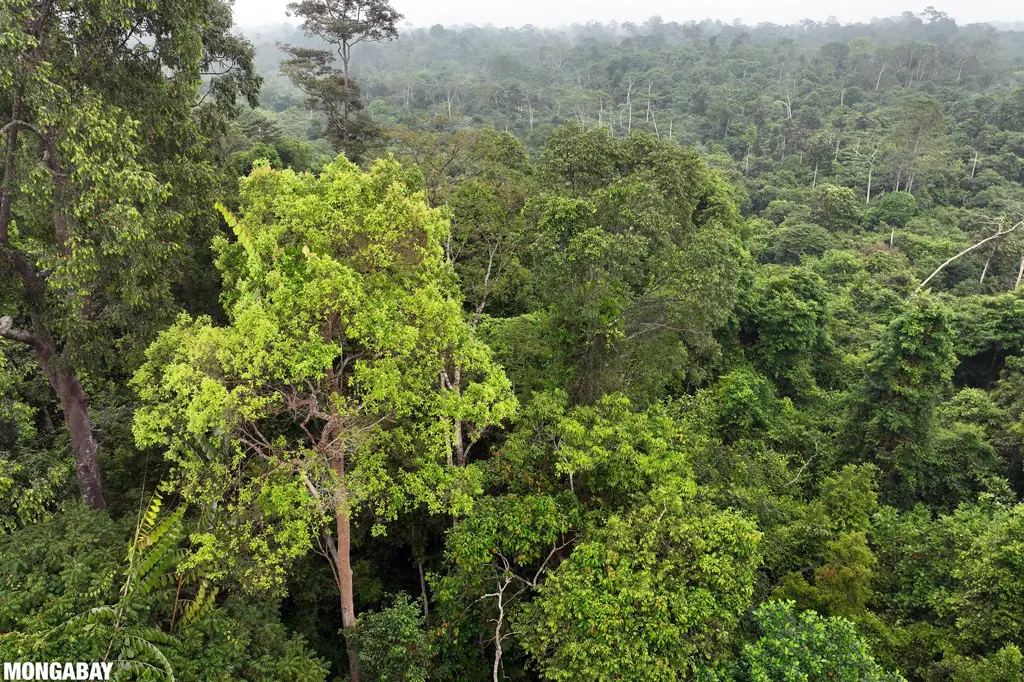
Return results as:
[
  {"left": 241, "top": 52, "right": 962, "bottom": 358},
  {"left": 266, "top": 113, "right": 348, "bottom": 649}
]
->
[
  {"left": 762, "top": 222, "right": 834, "bottom": 265},
  {"left": 0, "top": 502, "right": 329, "bottom": 681},
  {"left": 868, "top": 192, "right": 919, "bottom": 228},
  {"left": 356, "top": 594, "right": 433, "bottom": 682},
  {"left": 740, "top": 601, "right": 905, "bottom": 682},
  {"left": 847, "top": 294, "right": 958, "bottom": 505},
  {"left": 7, "top": 8, "right": 1024, "bottom": 682},
  {"left": 517, "top": 500, "right": 760, "bottom": 681},
  {"left": 527, "top": 125, "right": 746, "bottom": 402},
  {"left": 740, "top": 266, "right": 835, "bottom": 397},
  {"left": 808, "top": 184, "right": 862, "bottom": 232},
  {"left": 133, "top": 157, "right": 516, "bottom": 591}
]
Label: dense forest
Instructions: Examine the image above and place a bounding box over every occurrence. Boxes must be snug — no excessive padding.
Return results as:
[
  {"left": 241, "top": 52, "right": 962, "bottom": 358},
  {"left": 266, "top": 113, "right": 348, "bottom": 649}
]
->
[{"left": 3, "top": 0, "right": 1024, "bottom": 679}]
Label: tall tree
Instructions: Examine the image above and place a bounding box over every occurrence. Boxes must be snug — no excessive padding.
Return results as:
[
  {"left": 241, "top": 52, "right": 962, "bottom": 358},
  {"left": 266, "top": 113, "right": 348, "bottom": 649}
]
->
[
  {"left": 529, "top": 125, "right": 746, "bottom": 403},
  {"left": 132, "top": 158, "right": 516, "bottom": 682},
  {"left": 0, "top": 0, "right": 259, "bottom": 510},
  {"left": 281, "top": 0, "right": 402, "bottom": 161}
]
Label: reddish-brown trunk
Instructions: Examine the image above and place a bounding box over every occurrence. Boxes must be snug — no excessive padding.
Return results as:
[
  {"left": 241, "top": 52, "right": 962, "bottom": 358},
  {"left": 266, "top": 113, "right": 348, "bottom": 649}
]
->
[
  {"left": 35, "top": 337, "right": 106, "bottom": 510},
  {"left": 333, "top": 456, "right": 360, "bottom": 682}
]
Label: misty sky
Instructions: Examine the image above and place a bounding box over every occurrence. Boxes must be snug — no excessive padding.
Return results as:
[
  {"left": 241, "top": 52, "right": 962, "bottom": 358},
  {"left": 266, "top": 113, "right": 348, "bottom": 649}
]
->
[{"left": 231, "top": 0, "right": 1023, "bottom": 30}]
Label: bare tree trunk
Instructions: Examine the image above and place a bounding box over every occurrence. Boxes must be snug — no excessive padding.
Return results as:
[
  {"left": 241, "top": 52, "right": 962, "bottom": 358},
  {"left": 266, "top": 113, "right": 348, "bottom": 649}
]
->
[
  {"left": 626, "top": 78, "right": 634, "bottom": 134},
  {"left": 971, "top": 150, "right": 979, "bottom": 178},
  {"left": 919, "top": 221, "right": 1022, "bottom": 291},
  {"left": 490, "top": 577, "right": 510, "bottom": 682},
  {"left": 453, "top": 371, "right": 465, "bottom": 467},
  {"left": 440, "top": 363, "right": 466, "bottom": 467},
  {"left": 875, "top": 62, "right": 886, "bottom": 91},
  {"left": 333, "top": 457, "right": 360, "bottom": 682},
  {"left": 980, "top": 244, "right": 997, "bottom": 284},
  {"left": 1016, "top": 253, "right": 1024, "bottom": 290}
]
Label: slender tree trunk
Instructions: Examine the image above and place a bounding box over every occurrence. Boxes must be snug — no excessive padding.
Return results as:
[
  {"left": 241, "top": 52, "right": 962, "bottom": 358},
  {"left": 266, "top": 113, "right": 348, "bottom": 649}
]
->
[
  {"left": 919, "top": 222, "right": 1022, "bottom": 291},
  {"left": 418, "top": 561, "right": 429, "bottom": 618},
  {"left": 1016, "top": 253, "right": 1024, "bottom": 290},
  {"left": 491, "top": 578, "right": 509, "bottom": 682},
  {"left": 980, "top": 244, "right": 997, "bottom": 284},
  {"left": 626, "top": 79, "right": 633, "bottom": 134},
  {"left": 333, "top": 456, "right": 360, "bottom": 682},
  {"left": 876, "top": 63, "right": 886, "bottom": 91}
]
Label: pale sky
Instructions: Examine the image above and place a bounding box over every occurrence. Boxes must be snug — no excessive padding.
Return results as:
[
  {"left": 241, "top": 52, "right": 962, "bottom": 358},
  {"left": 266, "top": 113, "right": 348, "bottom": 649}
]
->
[{"left": 231, "top": 0, "right": 1023, "bottom": 30}]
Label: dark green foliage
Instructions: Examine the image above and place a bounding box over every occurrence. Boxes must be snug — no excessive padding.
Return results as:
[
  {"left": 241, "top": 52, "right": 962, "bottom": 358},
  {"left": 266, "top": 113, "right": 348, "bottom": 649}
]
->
[
  {"left": 762, "top": 222, "right": 834, "bottom": 265},
  {"left": 740, "top": 266, "right": 836, "bottom": 397},
  {"left": 809, "top": 184, "right": 862, "bottom": 232},
  {"left": 526, "top": 125, "right": 745, "bottom": 402},
  {"left": 847, "top": 294, "right": 958, "bottom": 505},
  {"left": 356, "top": 594, "right": 432, "bottom": 682}
]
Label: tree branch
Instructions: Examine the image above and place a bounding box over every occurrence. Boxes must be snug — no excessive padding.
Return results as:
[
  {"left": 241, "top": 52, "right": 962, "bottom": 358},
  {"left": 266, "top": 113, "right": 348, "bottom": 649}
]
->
[
  {"left": 917, "top": 219, "right": 1023, "bottom": 292},
  {"left": 0, "top": 316, "right": 36, "bottom": 345},
  {"left": 0, "top": 119, "right": 44, "bottom": 140}
]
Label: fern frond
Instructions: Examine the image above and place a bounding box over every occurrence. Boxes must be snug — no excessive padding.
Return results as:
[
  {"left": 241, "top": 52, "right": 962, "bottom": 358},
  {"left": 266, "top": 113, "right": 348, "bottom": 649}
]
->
[
  {"left": 128, "top": 635, "right": 176, "bottom": 682},
  {"left": 130, "top": 492, "right": 163, "bottom": 561},
  {"left": 178, "top": 580, "right": 219, "bottom": 628}
]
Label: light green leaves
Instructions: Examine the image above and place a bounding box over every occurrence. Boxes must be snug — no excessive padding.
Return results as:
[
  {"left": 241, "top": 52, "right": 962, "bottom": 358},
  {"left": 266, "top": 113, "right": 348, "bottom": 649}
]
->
[{"left": 134, "top": 156, "right": 516, "bottom": 591}]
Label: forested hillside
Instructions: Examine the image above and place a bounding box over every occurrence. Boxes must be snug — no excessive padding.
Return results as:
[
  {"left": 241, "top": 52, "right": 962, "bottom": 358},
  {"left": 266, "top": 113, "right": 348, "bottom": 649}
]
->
[{"left": 3, "top": 1, "right": 1024, "bottom": 680}]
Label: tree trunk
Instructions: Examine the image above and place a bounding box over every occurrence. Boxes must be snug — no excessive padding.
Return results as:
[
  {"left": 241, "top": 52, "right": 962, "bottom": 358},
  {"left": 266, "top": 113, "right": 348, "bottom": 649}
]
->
[
  {"left": 418, "top": 561, "right": 429, "bottom": 618},
  {"left": 40, "top": 343, "right": 106, "bottom": 510},
  {"left": 333, "top": 457, "right": 360, "bottom": 682},
  {"left": 2, "top": 88, "right": 105, "bottom": 510},
  {"left": 980, "top": 244, "right": 996, "bottom": 284}
]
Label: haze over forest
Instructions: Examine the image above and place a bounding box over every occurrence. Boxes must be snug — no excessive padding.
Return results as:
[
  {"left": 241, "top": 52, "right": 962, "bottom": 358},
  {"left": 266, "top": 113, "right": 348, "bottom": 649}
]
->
[
  {"left": 230, "top": 0, "right": 1024, "bottom": 30},
  {"left": 3, "top": 0, "right": 1024, "bottom": 681}
]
